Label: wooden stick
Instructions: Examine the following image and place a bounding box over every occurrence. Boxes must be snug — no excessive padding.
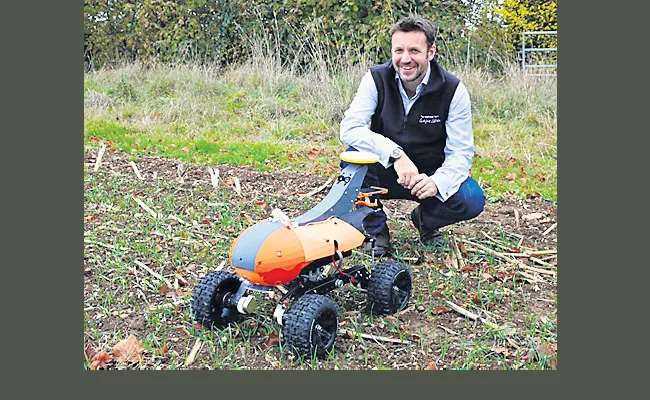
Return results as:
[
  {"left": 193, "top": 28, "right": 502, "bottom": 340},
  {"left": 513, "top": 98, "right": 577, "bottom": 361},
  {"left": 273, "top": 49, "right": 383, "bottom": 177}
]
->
[
  {"left": 514, "top": 209, "right": 520, "bottom": 228},
  {"left": 131, "top": 195, "right": 158, "bottom": 218},
  {"left": 93, "top": 144, "right": 107, "bottom": 172},
  {"left": 302, "top": 177, "right": 334, "bottom": 197},
  {"left": 215, "top": 260, "right": 227, "bottom": 271},
  {"left": 530, "top": 257, "right": 557, "bottom": 269},
  {"left": 530, "top": 249, "right": 557, "bottom": 256},
  {"left": 521, "top": 262, "right": 556, "bottom": 276},
  {"left": 134, "top": 260, "right": 172, "bottom": 287},
  {"left": 168, "top": 214, "right": 190, "bottom": 226},
  {"left": 185, "top": 338, "right": 203, "bottom": 367},
  {"left": 516, "top": 270, "right": 544, "bottom": 283},
  {"left": 438, "top": 325, "right": 460, "bottom": 336},
  {"left": 444, "top": 300, "right": 479, "bottom": 321},
  {"left": 232, "top": 177, "right": 242, "bottom": 196},
  {"left": 177, "top": 163, "right": 185, "bottom": 183},
  {"left": 207, "top": 167, "right": 219, "bottom": 189},
  {"left": 339, "top": 329, "right": 411, "bottom": 345},
  {"left": 129, "top": 161, "right": 144, "bottom": 180},
  {"left": 542, "top": 222, "right": 558, "bottom": 236}
]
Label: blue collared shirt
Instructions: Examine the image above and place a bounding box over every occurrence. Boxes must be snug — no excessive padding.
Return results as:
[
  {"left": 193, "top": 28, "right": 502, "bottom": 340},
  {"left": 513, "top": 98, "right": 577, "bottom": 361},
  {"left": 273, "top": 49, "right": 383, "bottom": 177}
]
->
[{"left": 339, "top": 64, "right": 474, "bottom": 201}]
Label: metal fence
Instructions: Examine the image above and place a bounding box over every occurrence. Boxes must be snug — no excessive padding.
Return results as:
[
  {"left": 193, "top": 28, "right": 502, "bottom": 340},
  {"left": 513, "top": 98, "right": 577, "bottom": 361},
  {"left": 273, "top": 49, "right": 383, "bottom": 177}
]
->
[{"left": 521, "top": 30, "right": 557, "bottom": 77}]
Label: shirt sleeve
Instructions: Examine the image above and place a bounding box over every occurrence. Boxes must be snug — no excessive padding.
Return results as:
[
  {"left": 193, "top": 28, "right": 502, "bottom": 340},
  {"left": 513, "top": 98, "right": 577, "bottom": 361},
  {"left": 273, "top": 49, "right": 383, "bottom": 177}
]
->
[
  {"left": 430, "top": 81, "right": 474, "bottom": 201},
  {"left": 340, "top": 71, "right": 401, "bottom": 168}
]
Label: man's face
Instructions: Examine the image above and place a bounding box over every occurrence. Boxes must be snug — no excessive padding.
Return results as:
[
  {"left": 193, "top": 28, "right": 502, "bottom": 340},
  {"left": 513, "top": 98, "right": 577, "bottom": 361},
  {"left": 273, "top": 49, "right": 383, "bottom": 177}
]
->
[{"left": 391, "top": 30, "right": 436, "bottom": 84}]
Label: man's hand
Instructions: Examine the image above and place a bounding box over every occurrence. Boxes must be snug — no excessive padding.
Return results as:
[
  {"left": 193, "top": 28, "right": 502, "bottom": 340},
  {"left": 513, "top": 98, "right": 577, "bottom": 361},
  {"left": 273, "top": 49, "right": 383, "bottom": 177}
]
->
[
  {"left": 393, "top": 154, "right": 419, "bottom": 188},
  {"left": 410, "top": 174, "right": 438, "bottom": 200}
]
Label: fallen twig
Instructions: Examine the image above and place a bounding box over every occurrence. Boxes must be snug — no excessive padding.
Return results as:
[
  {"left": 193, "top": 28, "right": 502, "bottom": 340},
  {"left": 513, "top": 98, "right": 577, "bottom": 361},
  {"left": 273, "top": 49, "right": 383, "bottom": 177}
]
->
[
  {"left": 444, "top": 300, "right": 498, "bottom": 329},
  {"left": 444, "top": 300, "right": 479, "bottom": 321},
  {"left": 93, "top": 144, "right": 107, "bottom": 173},
  {"left": 185, "top": 338, "right": 203, "bottom": 367},
  {"left": 207, "top": 167, "right": 220, "bottom": 189},
  {"left": 514, "top": 209, "right": 520, "bottom": 228},
  {"left": 530, "top": 249, "right": 557, "bottom": 256},
  {"left": 132, "top": 195, "right": 158, "bottom": 218},
  {"left": 438, "top": 325, "right": 459, "bottom": 336},
  {"left": 168, "top": 214, "right": 190, "bottom": 226},
  {"left": 339, "top": 329, "right": 411, "bottom": 345},
  {"left": 542, "top": 222, "right": 558, "bottom": 236},
  {"left": 232, "top": 177, "right": 242, "bottom": 196},
  {"left": 451, "top": 235, "right": 465, "bottom": 270},
  {"left": 134, "top": 260, "right": 173, "bottom": 287},
  {"left": 530, "top": 257, "right": 557, "bottom": 269},
  {"left": 516, "top": 270, "right": 545, "bottom": 283},
  {"left": 129, "top": 161, "right": 144, "bottom": 180},
  {"left": 301, "top": 177, "right": 334, "bottom": 198}
]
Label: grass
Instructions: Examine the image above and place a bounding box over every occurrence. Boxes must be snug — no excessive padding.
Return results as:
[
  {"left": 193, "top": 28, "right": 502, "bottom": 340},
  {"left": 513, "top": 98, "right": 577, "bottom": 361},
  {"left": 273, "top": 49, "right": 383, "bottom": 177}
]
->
[
  {"left": 84, "top": 57, "right": 556, "bottom": 202},
  {"left": 84, "top": 157, "right": 557, "bottom": 370}
]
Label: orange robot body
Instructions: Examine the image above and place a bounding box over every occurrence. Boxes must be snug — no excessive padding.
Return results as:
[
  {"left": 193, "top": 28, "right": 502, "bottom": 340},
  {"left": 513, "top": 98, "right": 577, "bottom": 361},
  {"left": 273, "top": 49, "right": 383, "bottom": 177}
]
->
[{"left": 230, "top": 217, "right": 365, "bottom": 286}]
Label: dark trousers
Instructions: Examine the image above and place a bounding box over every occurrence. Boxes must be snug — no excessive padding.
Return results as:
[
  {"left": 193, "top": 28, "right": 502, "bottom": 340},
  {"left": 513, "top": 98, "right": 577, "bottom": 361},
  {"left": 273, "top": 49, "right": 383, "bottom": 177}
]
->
[{"left": 341, "top": 154, "right": 486, "bottom": 236}]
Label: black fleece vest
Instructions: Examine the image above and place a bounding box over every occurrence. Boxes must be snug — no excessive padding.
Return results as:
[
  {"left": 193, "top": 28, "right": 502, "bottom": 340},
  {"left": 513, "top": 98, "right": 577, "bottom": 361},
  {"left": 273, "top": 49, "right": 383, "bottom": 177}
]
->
[{"left": 370, "top": 58, "right": 460, "bottom": 175}]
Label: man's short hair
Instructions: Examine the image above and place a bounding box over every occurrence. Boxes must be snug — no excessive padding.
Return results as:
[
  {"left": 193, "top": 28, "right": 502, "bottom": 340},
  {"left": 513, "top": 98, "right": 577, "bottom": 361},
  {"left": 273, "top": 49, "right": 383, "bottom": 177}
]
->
[{"left": 389, "top": 16, "right": 436, "bottom": 48}]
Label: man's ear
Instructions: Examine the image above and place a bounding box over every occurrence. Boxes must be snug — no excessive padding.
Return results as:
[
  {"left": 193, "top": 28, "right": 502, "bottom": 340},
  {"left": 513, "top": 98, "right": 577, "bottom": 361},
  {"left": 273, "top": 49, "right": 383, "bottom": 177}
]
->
[{"left": 428, "top": 45, "right": 436, "bottom": 61}]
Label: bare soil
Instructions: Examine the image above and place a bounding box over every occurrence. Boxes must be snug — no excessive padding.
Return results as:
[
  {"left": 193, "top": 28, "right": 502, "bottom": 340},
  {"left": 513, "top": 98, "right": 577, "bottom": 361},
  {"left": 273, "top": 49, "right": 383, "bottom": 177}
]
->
[{"left": 84, "top": 150, "right": 557, "bottom": 370}]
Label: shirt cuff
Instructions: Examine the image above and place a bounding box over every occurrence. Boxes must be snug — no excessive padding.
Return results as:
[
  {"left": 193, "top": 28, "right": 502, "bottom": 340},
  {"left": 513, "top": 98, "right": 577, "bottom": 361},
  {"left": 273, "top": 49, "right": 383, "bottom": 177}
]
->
[{"left": 430, "top": 173, "right": 451, "bottom": 201}]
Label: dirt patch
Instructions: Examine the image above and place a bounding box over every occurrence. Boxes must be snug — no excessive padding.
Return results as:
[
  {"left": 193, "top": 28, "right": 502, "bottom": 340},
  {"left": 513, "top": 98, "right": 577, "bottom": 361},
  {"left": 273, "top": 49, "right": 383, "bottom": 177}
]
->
[{"left": 84, "top": 149, "right": 557, "bottom": 370}]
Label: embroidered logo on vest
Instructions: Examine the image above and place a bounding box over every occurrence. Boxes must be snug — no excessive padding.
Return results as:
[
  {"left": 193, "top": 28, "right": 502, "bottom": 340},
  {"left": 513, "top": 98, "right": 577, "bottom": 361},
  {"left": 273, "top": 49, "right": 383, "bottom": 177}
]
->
[{"left": 419, "top": 114, "right": 441, "bottom": 124}]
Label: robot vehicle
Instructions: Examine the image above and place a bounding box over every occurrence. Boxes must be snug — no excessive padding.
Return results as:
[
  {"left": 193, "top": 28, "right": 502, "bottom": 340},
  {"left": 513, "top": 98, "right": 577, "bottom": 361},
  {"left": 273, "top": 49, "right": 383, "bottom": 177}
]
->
[{"left": 191, "top": 151, "right": 413, "bottom": 358}]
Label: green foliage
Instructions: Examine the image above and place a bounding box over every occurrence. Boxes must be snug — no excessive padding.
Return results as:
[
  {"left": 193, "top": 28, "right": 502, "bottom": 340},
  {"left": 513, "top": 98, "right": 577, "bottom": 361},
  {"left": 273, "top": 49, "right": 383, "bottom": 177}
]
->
[
  {"left": 85, "top": 0, "right": 478, "bottom": 70},
  {"left": 471, "top": 0, "right": 557, "bottom": 67}
]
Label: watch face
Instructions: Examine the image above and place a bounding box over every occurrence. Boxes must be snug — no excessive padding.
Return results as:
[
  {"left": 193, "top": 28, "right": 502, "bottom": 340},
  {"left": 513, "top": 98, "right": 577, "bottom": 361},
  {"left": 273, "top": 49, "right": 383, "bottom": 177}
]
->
[{"left": 392, "top": 148, "right": 402, "bottom": 158}]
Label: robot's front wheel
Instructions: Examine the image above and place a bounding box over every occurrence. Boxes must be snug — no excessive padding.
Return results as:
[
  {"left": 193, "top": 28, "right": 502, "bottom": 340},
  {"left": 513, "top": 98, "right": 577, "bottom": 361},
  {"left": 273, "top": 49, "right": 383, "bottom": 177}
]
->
[
  {"left": 282, "top": 294, "right": 339, "bottom": 359},
  {"left": 191, "top": 271, "right": 242, "bottom": 328},
  {"left": 367, "top": 260, "right": 412, "bottom": 315}
]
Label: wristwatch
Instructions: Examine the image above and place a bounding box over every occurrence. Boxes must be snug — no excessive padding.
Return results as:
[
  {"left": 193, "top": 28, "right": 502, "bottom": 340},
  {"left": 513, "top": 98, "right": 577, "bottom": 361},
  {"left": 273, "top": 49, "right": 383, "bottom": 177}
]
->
[{"left": 389, "top": 146, "right": 403, "bottom": 162}]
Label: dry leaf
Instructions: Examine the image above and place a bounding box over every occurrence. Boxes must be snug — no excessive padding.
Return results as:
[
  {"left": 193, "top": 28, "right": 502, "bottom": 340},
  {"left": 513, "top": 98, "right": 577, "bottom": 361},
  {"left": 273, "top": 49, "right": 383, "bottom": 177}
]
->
[
  {"left": 176, "top": 274, "right": 188, "bottom": 287},
  {"left": 495, "top": 271, "right": 514, "bottom": 280},
  {"left": 158, "top": 285, "right": 171, "bottom": 296},
  {"left": 505, "top": 173, "right": 516, "bottom": 181},
  {"left": 425, "top": 360, "right": 438, "bottom": 370},
  {"left": 482, "top": 272, "right": 495, "bottom": 282},
  {"left": 176, "top": 326, "right": 191, "bottom": 336},
  {"left": 89, "top": 351, "right": 113, "bottom": 370},
  {"left": 431, "top": 307, "right": 448, "bottom": 315},
  {"left": 260, "top": 333, "right": 280, "bottom": 349},
  {"left": 85, "top": 344, "right": 96, "bottom": 360},
  {"left": 307, "top": 148, "right": 320, "bottom": 160},
  {"left": 432, "top": 290, "right": 442, "bottom": 297},
  {"left": 84, "top": 213, "right": 99, "bottom": 223},
  {"left": 537, "top": 343, "right": 558, "bottom": 369},
  {"left": 112, "top": 335, "right": 144, "bottom": 363},
  {"left": 461, "top": 265, "right": 476, "bottom": 272}
]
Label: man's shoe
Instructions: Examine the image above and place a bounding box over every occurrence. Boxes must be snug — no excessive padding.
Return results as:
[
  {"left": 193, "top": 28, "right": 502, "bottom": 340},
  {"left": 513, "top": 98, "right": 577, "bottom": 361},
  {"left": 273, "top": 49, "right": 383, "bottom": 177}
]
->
[
  {"left": 411, "top": 206, "right": 445, "bottom": 246},
  {"left": 363, "top": 226, "right": 392, "bottom": 256}
]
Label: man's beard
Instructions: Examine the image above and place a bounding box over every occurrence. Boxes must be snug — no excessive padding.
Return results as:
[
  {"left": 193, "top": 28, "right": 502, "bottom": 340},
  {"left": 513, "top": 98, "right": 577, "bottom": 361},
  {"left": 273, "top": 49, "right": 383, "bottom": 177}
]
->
[{"left": 394, "top": 62, "right": 424, "bottom": 82}]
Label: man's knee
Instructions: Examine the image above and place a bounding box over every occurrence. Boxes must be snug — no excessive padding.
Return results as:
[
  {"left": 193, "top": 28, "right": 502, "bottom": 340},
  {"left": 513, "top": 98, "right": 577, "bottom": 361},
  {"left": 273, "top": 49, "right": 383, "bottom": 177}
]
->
[{"left": 460, "top": 177, "right": 485, "bottom": 220}]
